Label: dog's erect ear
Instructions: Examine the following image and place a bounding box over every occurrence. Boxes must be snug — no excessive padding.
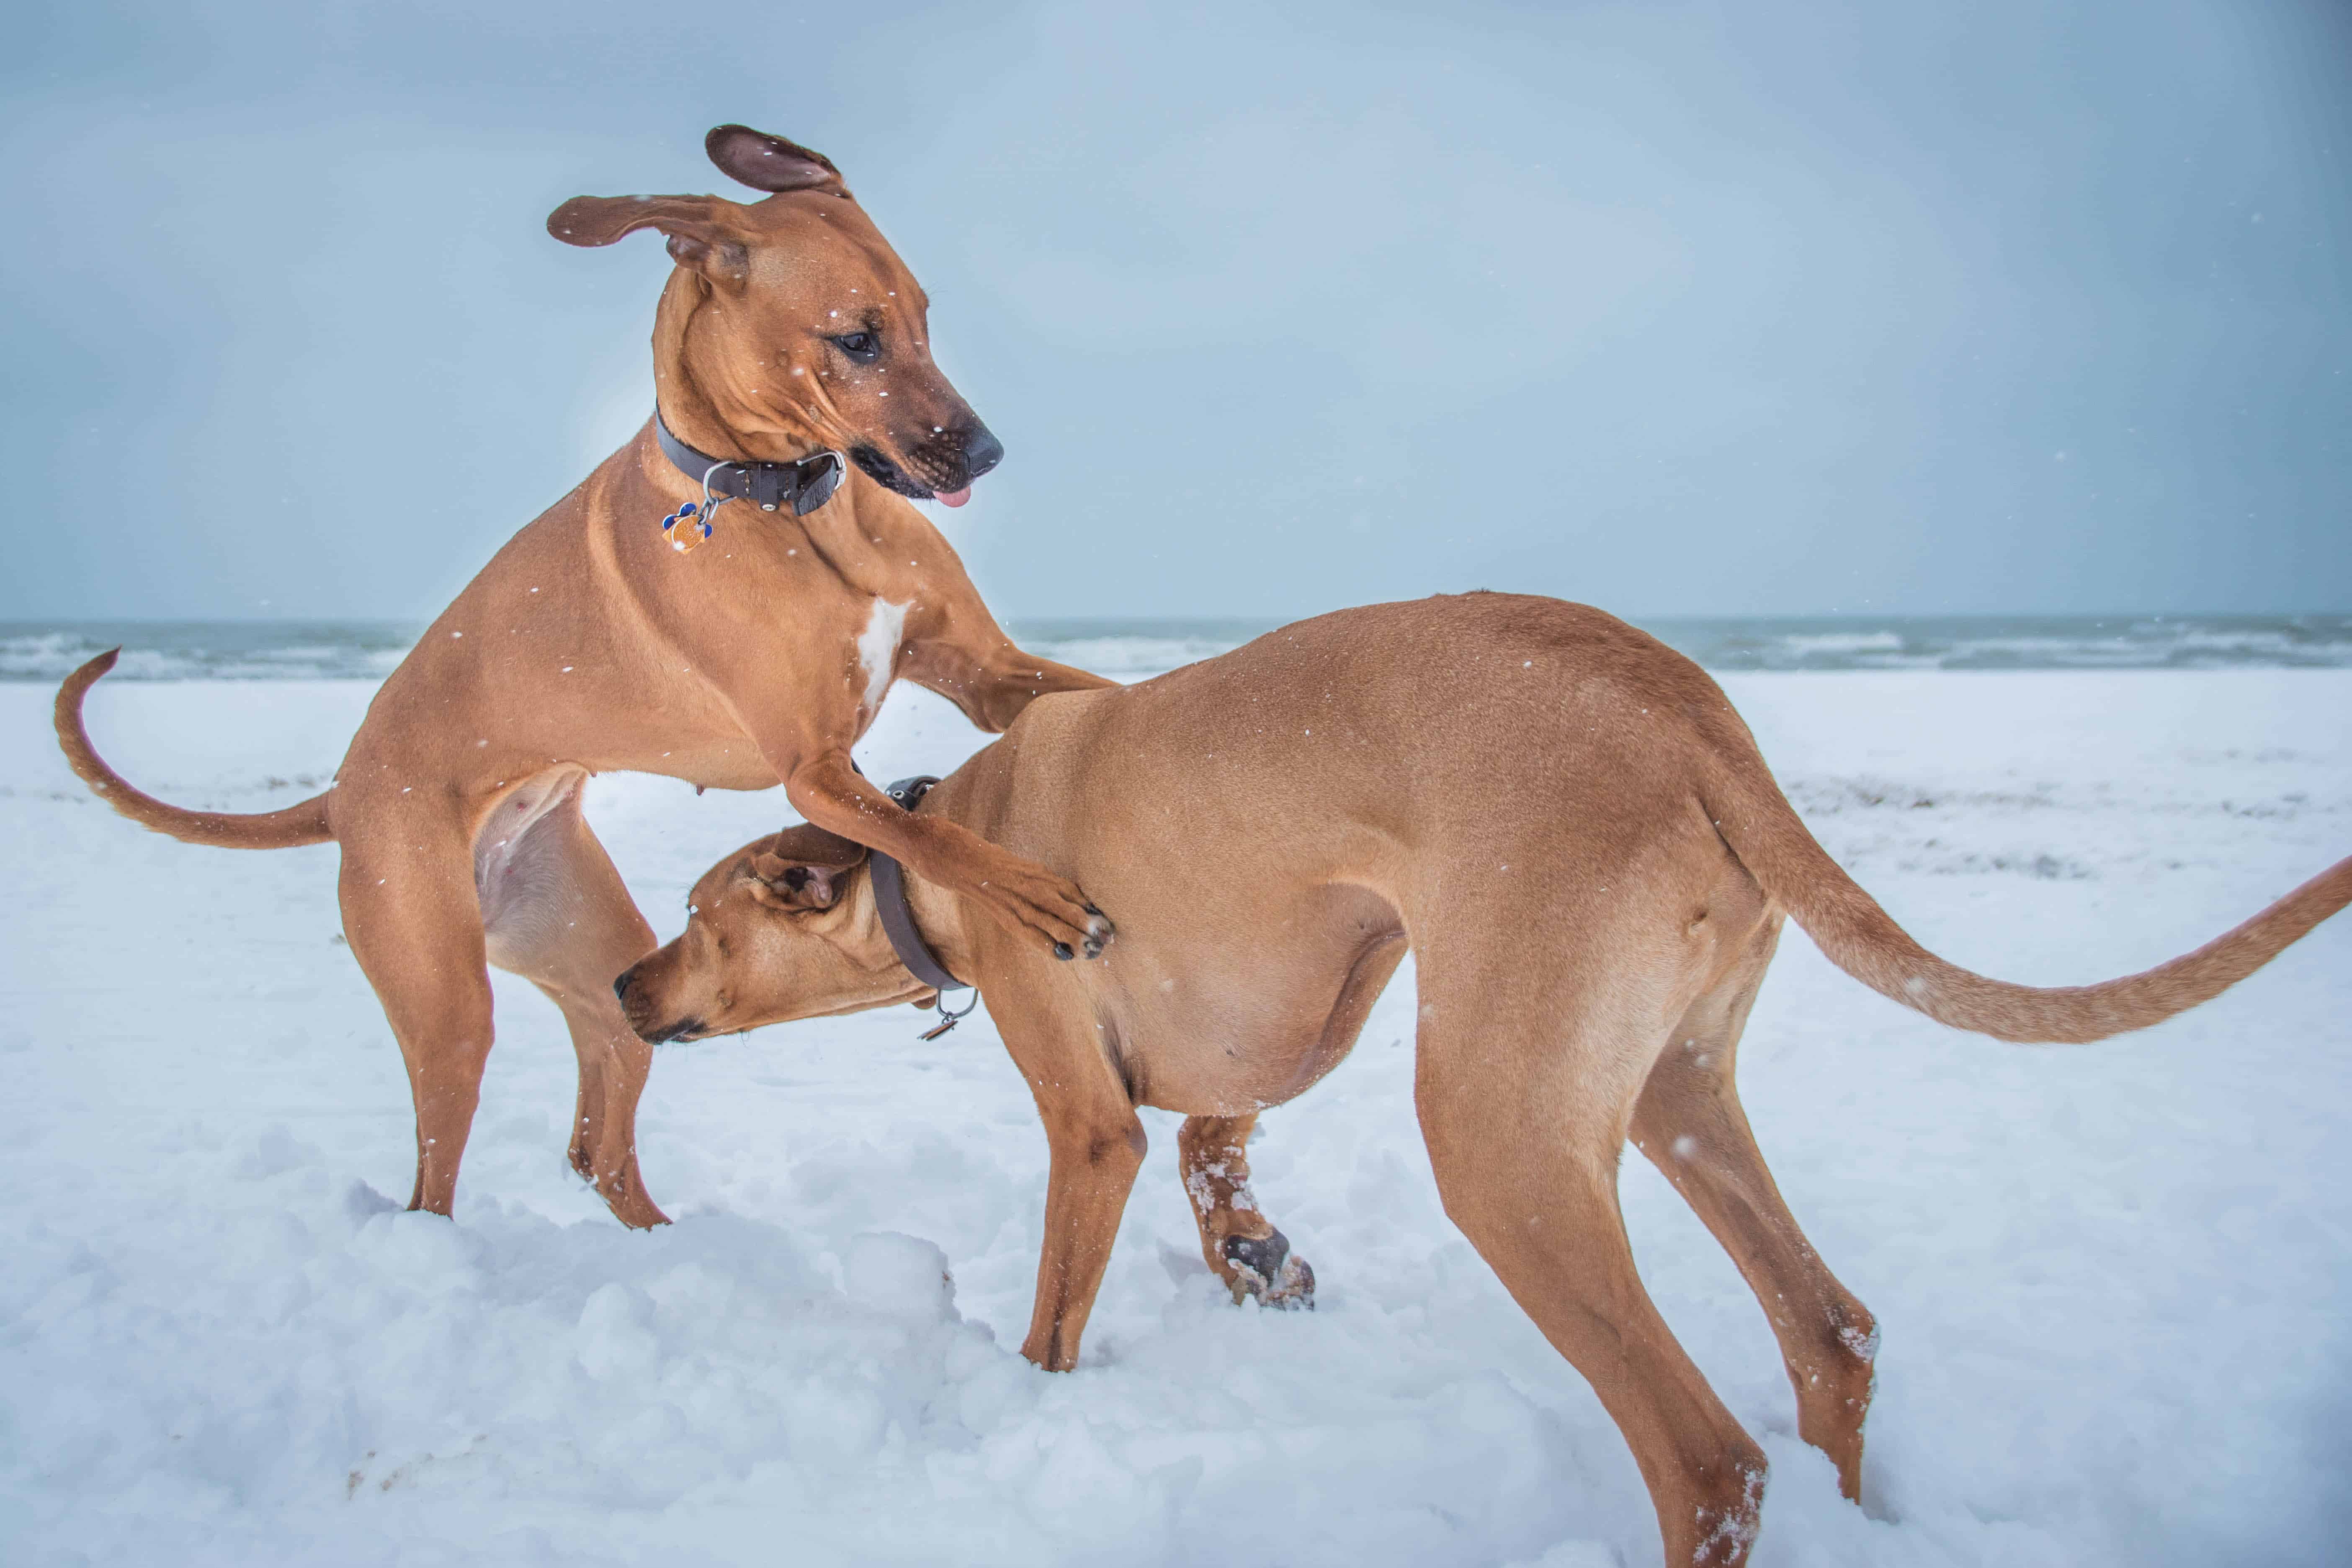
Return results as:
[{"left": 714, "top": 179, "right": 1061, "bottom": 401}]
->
[
  {"left": 545, "top": 193, "right": 754, "bottom": 288},
  {"left": 746, "top": 824, "right": 869, "bottom": 910},
  {"left": 706, "top": 124, "right": 849, "bottom": 197}
]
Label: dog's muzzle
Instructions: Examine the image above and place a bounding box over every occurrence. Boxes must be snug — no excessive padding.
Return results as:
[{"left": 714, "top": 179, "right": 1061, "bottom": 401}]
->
[
  {"left": 612, "top": 966, "right": 696, "bottom": 1043},
  {"left": 853, "top": 422, "right": 1003, "bottom": 500}
]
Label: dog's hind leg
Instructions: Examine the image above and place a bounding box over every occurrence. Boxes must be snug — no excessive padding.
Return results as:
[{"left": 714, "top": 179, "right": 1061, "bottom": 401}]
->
[
  {"left": 1177, "top": 1114, "right": 1314, "bottom": 1308},
  {"left": 1631, "top": 918, "right": 1877, "bottom": 1501},
  {"left": 477, "top": 780, "right": 666, "bottom": 1228},
  {"left": 1413, "top": 940, "right": 1768, "bottom": 1567},
  {"left": 338, "top": 822, "right": 498, "bottom": 1220}
]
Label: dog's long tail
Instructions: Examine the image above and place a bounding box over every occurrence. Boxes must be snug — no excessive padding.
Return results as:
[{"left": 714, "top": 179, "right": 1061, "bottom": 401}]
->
[
  {"left": 1696, "top": 713, "right": 2352, "bottom": 1044},
  {"left": 54, "top": 649, "right": 335, "bottom": 850}
]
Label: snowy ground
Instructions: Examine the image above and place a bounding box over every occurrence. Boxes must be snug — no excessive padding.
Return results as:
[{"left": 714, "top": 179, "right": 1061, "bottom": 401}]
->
[{"left": 2, "top": 668, "right": 2347, "bottom": 1567}]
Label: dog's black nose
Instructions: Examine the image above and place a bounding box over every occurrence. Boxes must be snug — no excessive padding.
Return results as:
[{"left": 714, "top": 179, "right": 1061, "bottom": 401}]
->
[
  {"left": 961, "top": 423, "right": 1004, "bottom": 481},
  {"left": 612, "top": 971, "right": 634, "bottom": 1002}
]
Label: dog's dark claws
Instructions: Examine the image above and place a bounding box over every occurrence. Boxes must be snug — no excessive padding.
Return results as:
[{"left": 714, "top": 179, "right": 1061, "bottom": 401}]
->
[
  {"left": 1054, "top": 942, "right": 1074, "bottom": 961},
  {"left": 1223, "top": 1228, "right": 1288, "bottom": 1281},
  {"left": 1222, "top": 1228, "right": 1314, "bottom": 1309},
  {"left": 1082, "top": 938, "right": 1104, "bottom": 958}
]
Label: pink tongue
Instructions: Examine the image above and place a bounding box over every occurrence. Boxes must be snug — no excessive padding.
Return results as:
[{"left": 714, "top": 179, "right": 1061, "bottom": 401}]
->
[{"left": 934, "top": 486, "right": 971, "bottom": 508}]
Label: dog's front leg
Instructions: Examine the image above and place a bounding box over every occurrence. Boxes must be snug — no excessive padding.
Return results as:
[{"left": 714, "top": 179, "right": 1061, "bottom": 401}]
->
[
  {"left": 902, "top": 633, "right": 1117, "bottom": 734},
  {"left": 1025, "top": 1110, "right": 1146, "bottom": 1370},
  {"left": 994, "top": 1007, "right": 1147, "bottom": 1371},
  {"left": 898, "top": 578, "right": 1115, "bottom": 733},
  {"left": 779, "top": 748, "right": 1112, "bottom": 960}
]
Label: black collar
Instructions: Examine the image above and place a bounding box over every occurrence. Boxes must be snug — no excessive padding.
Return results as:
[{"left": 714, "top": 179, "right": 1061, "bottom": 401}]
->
[
  {"left": 655, "top": 409, "right": 846, "bottom": 517},
  {"left": 868, "top": 776, "right": 971, "bottom": 999}
]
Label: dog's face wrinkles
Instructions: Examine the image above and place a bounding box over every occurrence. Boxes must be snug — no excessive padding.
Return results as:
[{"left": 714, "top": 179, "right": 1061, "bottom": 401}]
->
[
  {"left": 613, "top": 832, "right": 926, "bottom": 1045},
  {"left": 549, "top": 125, "right": 1005, "bottom": 503}
]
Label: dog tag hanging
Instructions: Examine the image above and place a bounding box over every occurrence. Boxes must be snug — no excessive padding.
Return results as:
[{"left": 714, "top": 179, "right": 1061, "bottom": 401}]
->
[
  {"left": 917, "top": 987, "right": 980, "bottom": 1041},
  {"left": 660, "top": 498, "right": 716, "bottom": 553},
  {"left": 661, "top": 453, "right": 740, "bottom": 554}
]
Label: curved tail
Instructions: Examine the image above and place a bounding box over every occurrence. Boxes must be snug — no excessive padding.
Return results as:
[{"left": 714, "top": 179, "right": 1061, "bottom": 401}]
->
[
  {"left": 1698, "top": 725, "right": 2352, "bottom": 1044},
  {"left": 55, "top": 650, "right": 335, "bottom": 850}
]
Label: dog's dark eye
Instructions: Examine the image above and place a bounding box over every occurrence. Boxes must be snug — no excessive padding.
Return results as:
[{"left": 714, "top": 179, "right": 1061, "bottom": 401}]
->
[{"left": 832, "top": 331, "right": 881, "bottom": 365}]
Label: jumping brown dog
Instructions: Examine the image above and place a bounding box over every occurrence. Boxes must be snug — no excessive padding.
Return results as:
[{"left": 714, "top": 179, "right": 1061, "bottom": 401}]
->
[
  {"left": 614, "top": 594, "right": 2352, "bottom": 1567},
  {"left": 54, "top": 125, "right": 1113, "bottom": 1231}
]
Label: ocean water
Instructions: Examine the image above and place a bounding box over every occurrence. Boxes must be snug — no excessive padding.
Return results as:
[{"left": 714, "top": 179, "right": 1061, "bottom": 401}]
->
[{"left": 4, "top": 613, "right": 2349, "bottom": 683}]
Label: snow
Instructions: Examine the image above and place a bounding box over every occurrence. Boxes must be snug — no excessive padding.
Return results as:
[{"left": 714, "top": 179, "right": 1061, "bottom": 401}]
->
[{"left": 2, "top": 669, "right": 2348, "bottom": 1566}]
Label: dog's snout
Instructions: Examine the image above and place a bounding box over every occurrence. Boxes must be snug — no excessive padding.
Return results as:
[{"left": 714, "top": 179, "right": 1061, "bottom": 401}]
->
[
  {"left": 611, "top": 960, "right": 699, "bottom": 1044},
  {"left": 961, "top": 424, "right": 1004, "bottom": 481}
]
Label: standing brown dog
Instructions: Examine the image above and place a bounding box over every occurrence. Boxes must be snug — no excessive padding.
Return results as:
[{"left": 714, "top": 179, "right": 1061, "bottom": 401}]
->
[
  {"left": 614, "top": 595, "right": 2351, "bottom": 1567},
  {"left": 53, "top": 125, "right": 1113, "bottom": 1230}
]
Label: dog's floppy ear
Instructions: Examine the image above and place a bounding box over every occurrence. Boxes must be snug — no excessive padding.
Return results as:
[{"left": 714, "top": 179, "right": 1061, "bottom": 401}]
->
[
  {"left": 545, "top": 193, "right": 754, "bottom": 288},
  {"left": 706, "top": 124, "right": 848, "bottom": 197},
  {"left": 746, "top": 824, "right": 869, "bottom": 910}
]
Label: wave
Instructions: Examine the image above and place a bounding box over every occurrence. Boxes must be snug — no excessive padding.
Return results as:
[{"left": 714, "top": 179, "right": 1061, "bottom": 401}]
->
[
  {"left": 1658, "top": 615, "right": 2352, "bottom": 672},
  {"left": 6, "top": 613, "right": 2349, "bottom": 682},
  {"left": 0, "top": 623, "right": 417, "bottom": 682}
]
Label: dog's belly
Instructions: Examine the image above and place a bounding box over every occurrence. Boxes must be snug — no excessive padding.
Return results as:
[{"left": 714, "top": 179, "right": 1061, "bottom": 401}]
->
[
  {"left": 474, "top": 767, "right": 589, "bottom": 960},
  {"left": 635, "top": 739, "right": 786, "bottom": 793},
  {"left": 1105, "top": 884, "right": 1407, "bottom": 1116}
]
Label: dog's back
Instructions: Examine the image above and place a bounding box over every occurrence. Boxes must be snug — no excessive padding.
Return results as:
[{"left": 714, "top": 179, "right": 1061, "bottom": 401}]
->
[{"left": 989, "top": 590, "right": 1739, "bottom": 910}]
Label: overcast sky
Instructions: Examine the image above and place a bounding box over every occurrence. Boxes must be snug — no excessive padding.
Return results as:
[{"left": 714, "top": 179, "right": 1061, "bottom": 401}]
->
[{"left": 5, "top": 0, "right": 2347, "bottom": 623}]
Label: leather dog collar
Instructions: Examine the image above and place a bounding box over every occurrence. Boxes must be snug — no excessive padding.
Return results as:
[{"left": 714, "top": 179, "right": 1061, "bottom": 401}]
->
[
  {"left": 655, "top": 409, "right": 846, "bottom": 517},
  {"left": 868, "top": 777, "right": 976, "bottom": 1027}
]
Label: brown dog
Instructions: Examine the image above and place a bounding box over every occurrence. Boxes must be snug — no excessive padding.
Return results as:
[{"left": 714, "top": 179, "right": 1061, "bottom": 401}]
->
[
  {"left": 614, "top": 593, "right": 2350, "bottom": 1567},
  {"left": 53, "top": 125, "right": 1114, "bottom": 1231}
]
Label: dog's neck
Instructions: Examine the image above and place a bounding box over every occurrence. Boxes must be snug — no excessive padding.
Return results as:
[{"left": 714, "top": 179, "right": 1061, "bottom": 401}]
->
[{"left": 885, "top": 856, "right": 979, "bottom": 997}]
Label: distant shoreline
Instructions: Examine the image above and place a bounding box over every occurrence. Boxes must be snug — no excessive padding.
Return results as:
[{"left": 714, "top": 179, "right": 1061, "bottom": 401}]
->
[{"left": 6, "top": 613, "right": 2350, "bottom": 681}]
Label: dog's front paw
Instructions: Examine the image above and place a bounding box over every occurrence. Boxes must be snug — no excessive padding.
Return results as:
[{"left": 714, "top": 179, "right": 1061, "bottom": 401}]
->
[
  {"left": 1078, "top": 903, "right": 1113, "bottom": 959},
  {"left": 975, "top": 858, "right": 1114, "bottom": 960},
  {"left": 1221, "top": 1229, "right": 1315, "bottom": 1311}
]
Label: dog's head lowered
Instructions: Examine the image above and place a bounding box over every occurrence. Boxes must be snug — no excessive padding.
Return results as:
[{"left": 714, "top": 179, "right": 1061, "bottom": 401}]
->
[
  {"left": 614, "top": 824, "right": 936, "bottom": 1045},
  {"left": 549, "top": 124, "right": 1001, "bottom": 505}
]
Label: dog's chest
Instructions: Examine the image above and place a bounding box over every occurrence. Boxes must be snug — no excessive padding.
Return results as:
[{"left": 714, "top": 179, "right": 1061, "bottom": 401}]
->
[{"left": 854, "top": 597, "right": 910, "bottom": 716}]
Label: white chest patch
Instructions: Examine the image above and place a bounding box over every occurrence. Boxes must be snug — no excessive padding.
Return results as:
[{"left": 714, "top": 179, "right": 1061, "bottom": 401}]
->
[{"left": 857, "top": 597, "right": 910, "bottom": 713}]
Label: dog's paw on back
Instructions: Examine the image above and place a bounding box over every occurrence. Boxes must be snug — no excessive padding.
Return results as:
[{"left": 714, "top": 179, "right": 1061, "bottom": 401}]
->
[{"left": 1221, "top": 1229, "right": 1316, "bottom": 1311}]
